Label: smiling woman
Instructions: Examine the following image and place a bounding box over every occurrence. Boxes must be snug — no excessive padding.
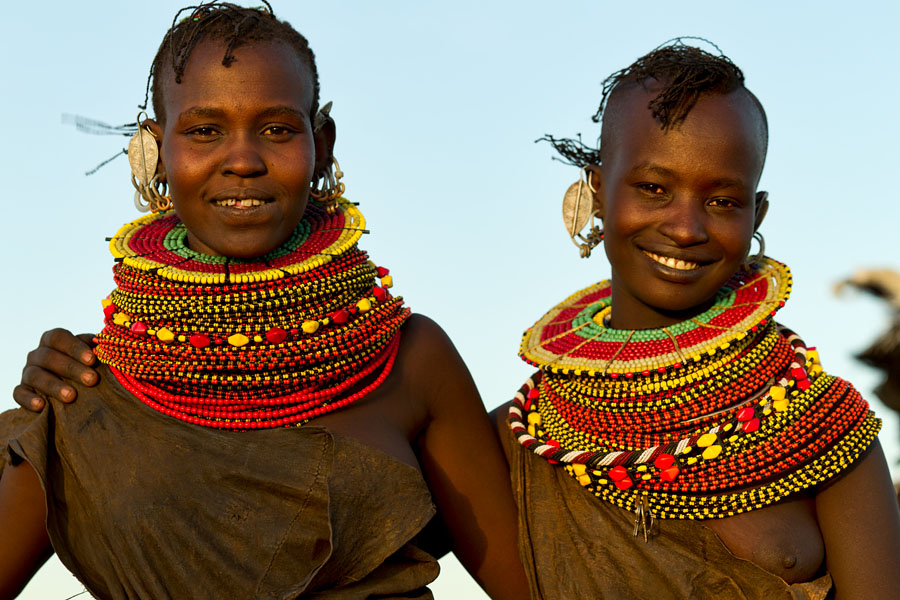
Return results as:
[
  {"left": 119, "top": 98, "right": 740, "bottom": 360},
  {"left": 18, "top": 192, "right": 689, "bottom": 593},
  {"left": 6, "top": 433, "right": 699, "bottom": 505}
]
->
[
  {"left": 0, "top": 3, "right": 528, "bottom": 599},
  {"left": 496, "top": 40, "right": 900, "bottom": 599}
]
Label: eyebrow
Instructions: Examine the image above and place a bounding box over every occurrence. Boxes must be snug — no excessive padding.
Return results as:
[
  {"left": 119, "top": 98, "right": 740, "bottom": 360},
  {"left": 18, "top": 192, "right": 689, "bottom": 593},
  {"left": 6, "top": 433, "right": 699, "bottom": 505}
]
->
[
  {"left": 629, "top": 162, "right": 746, "bottom": 190},
  {"left": 176, "top": 105, "right": 307, "bottom": 121}
]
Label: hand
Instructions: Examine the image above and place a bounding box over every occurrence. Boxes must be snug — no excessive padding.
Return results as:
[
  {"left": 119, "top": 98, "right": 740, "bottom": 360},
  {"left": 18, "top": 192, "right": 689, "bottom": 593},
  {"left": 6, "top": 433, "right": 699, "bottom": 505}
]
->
[{"left": 13, "top": 329, "right": 98, "bottom": 412}]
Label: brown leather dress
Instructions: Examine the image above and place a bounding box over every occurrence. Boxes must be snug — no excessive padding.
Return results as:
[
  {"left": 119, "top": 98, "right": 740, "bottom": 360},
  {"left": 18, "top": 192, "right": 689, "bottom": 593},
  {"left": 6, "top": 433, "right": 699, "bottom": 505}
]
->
[
  {"left": 501, "top": 425, "right": 833, "bottom": 600},
  {"left": 1, "top": 367, "right": 438, "bottom": 599}
]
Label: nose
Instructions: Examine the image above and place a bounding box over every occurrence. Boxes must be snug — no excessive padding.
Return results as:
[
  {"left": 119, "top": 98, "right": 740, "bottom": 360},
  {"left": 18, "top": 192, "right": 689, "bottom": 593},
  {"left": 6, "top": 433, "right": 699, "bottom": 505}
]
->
[
  {"left": 220, "top": 133, "right": 267, "bottom": 177},
  {"left": 657, "top": 197, "right": 709, "bottom": 247}
]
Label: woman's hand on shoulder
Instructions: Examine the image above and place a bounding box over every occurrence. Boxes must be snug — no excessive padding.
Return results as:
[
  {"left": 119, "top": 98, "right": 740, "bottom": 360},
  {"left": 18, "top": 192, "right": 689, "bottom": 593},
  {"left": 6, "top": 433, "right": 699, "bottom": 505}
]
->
[
  {"left": 816, "top": 439, "right": 900, "bottom": 599},
  {"left": 399, "top": 314, "right": 529, "bottom": 600},
  {"left": 14, "top": 329, "right": 98, "bottom": 412}
]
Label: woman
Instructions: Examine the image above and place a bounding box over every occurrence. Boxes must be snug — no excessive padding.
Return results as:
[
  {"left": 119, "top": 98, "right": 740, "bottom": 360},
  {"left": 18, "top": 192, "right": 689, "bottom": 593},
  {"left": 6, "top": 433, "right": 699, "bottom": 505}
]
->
[
  {"left": 0, "top": 3, "right": 527, "bottom": 599},
  {"left": 493, "top": 42, "right": 900, "bottom": 599}
]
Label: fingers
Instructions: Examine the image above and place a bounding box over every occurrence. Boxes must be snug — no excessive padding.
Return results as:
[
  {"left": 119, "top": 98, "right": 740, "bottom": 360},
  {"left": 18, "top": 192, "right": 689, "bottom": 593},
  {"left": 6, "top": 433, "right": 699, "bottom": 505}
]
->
[
  {"left": 40, "top": 328, "right": 96, "bottom": 366},
  {"left": 12, "top": 384, "right": 46, "bottom": 412}
]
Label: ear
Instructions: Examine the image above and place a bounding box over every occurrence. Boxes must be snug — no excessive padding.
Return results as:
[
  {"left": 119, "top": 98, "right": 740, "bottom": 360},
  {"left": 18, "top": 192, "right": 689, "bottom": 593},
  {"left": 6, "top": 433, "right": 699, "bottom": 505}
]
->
[
  {"left": 753, "top": 190, "right": 769, "bottom": 231},
  {"left": 585, "top": 164, "right": 604, "bottom": 219},
  {"left": 313, "top": 115, "right": 336, "bottom": 174},
  {"left": 144, "top": 118, "right": 166, "bottom": 181}
]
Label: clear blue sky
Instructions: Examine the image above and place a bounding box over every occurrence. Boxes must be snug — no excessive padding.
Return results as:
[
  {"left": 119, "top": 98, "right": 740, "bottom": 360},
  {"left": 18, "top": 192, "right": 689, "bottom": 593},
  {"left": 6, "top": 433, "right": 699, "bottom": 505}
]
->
[{"left": 2, "top": 1, "right": 898, "bottom": 597}]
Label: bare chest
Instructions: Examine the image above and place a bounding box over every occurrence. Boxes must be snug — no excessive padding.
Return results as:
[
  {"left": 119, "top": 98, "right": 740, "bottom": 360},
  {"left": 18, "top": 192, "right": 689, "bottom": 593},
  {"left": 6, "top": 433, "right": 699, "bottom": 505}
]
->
[{"left": 703, "top": 496, "right": 824, "bottom": 583}]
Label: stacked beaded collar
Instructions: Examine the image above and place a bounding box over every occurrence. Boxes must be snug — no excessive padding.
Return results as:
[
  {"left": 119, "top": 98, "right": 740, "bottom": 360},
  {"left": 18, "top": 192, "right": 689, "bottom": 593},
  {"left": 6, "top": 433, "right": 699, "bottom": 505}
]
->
[
  {"left": 509, "top": 258, "right": 879, "bottom": 521},
  {"left": 95, "top": 199, "right": 409, "bottom": 430}
]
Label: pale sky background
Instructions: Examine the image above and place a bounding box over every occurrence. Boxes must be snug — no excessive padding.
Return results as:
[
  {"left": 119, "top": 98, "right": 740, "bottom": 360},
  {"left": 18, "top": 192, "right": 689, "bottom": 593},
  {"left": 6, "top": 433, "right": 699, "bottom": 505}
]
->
[{"left": 1, "top": 1, "right": 898, "bottom": 598}]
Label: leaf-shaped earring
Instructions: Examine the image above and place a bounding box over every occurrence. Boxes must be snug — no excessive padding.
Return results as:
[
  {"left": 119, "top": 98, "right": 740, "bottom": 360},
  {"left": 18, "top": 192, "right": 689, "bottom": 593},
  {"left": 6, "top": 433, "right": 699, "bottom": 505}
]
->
[
  {"left": 562, "top": 166, "right": 603, "bottom": 258},
  {"left": 128, "top": 111, "right": 172, "bottom": 213}
]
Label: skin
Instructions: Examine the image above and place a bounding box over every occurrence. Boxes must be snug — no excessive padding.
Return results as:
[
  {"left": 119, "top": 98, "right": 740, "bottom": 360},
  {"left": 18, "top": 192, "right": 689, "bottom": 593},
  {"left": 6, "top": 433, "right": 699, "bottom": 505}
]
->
[
  {"left": 16, "top": 71, "right": 900, "bottom": 599},
  {"left": 1, "top": 39, "right": 528, "bottom": 600}
]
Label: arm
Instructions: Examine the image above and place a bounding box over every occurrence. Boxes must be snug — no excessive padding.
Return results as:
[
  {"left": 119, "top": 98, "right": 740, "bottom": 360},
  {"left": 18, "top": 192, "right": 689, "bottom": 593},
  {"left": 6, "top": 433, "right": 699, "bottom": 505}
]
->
[
  {"left": 0, "top": 460, "right": 52, "bottom": 599},
  {"left": 403, "top": 316, "right": 529, "bottom": 600},
  {"left": 816, "top": 440, "right": 900, "bottom": 599},
  {"left": 13, "top": 329, "right": 98, "bottom": 411}
]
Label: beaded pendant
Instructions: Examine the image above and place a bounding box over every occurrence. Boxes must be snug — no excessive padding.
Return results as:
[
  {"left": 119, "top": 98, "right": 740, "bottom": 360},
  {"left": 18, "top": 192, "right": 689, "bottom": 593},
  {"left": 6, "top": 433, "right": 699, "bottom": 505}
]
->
[
  {"left": 510, "top": 258, "right": 880, "bottom": 521},
  {"left": 96, "top": 198, "right": 409, "bottom": 430}
]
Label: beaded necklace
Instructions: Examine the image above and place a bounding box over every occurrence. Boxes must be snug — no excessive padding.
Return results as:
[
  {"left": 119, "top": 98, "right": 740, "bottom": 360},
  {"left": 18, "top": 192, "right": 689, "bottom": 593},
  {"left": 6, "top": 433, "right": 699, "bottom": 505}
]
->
[
  {"left": 509, "top": 258, "right": 879, "bottom": 523},
  {"left": 95, "top": 199, "right": 409, "bottom": 430}
]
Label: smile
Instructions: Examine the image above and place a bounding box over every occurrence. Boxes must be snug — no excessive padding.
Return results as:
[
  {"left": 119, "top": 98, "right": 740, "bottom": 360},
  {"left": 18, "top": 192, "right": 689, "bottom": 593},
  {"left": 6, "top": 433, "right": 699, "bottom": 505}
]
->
[
  {"left": 213, "top": 198, "right": 269, "bottom": 208},
  {"left": 643, "top": 251, "right": 701, "bottom": 271}
]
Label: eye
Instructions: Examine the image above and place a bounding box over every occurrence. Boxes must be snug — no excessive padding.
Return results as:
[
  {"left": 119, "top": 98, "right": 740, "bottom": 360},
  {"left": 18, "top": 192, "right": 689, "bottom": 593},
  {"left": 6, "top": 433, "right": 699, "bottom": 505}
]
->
[
  {"left": 636, "top": 183, "right": 667, "bottom": 196},
  {"left": 262, "top": 125, "right": 297, "bottom": 139},
  {"left": 186, "top": 126, "right": 220, "bottom": 140},
  {"left": 708, "top": 197, "right": 739, "bottom": 209}
]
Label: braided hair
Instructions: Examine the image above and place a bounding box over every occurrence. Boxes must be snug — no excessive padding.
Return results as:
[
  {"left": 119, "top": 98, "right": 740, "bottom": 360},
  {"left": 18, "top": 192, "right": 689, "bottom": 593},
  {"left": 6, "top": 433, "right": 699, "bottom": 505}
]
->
[
  {"left": 145, "top": 1, "right": 320, "bottom": 124},
  {"left": 541, "top": 38, "right": 767, "bottom": 167}
]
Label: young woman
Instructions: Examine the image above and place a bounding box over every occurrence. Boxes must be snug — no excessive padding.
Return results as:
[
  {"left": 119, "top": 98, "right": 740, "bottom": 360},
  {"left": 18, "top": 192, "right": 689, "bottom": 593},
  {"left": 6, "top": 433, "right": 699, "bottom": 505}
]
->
[
  {"left": 494, "top": 42, "right": 900, "bottom": 599},
  {"left": 0, "top": 3, "right": 527, "bottom": 599}
]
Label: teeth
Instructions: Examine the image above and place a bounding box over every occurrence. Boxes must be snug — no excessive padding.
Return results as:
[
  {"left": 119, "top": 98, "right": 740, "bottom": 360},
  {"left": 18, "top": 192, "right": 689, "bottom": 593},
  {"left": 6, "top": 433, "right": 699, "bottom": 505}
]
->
[
  {"left": 644, "top": 251, "right": 700, "bottom": 271},
  {"left": 214, "top": 198, "right": 265, "bottom": 207}
]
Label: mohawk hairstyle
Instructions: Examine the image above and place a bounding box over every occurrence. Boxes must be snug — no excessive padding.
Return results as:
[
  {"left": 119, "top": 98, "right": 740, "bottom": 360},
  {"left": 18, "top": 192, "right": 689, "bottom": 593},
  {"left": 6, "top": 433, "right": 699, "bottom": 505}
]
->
[
  {"left": 144, "top": 1, "right": 320, "bottom": 123},
  {"left": 541, "top": 38, "right": 766, "bottom": 167}
]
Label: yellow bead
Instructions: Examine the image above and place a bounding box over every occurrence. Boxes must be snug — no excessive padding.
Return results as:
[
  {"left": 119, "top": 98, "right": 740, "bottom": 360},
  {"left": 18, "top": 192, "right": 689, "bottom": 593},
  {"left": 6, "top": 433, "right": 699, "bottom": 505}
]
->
[
  {"left": 636, "top": 465, "right": 648, "bottom": 472},
  {"left": 762, "top": 408, "right": 772, "bottom": 416},
  {"left": 577, "top": 474, "right": 592, "bottom": 486},
  {"left": 301, "top": 320, "right": 320, "bottom": 334},
  {"left": 572, "top": 464, "right": 587, "bottom": 476},
  {"left": 728, "top": 435, "right": 739, "bottom": 443},
  {"left": 228, "top": 333, "right": 249, "bottom": 347},
  {"left": 702, "top": 445, "right": 723, "bottom": 460},
  {"left": 681, "top": 445, "right": 693, "bottom": 455},
  {"left": 641, "top": 474, "right": 652, "bottom": 481},
  {"left": 697, "top": 433, "right": 717, "bottom": 447},
  {"left": 113, "top": 312, "right": 129, "bottom": 326},
  {"left": 723, "top": 423, "right": 733, "bottom": 432},
  {"left": 177, "top": 335, "right": 186, "bottom": 343},
  {"left": 101, "top": 298, "right": 113, "bottom": 308},
  {"left": 381, "top": 275, "right": 393, "bottom": 288},
  {"left": 253, "top": 335, "right": 263, "bottom": 343},
  {"left": 357, "top": 298, "right": 372, "bottom": 313},
  {"left": 687, "top": 457, "right": 698, "bottom": 465},
  {"left": 527, "top": 412, "right": 542, "bottom": 425},
  {"left": 156, "top": 327, "right": 175, "bottom": 343},
  {"left": 527, "top": 424, "right": 536, "bottom": 437},
  {"left": 807, "top": 349, "right": 819, "bottom": 363},
  {"left": 773, "top": 398, "right": 789, "bottom": 412},
  {"left": 770, "top": 385, "right": 786, "bottom": 400},
  {"left": 810, "top": 365, "right": 823, "bottom": 376}
]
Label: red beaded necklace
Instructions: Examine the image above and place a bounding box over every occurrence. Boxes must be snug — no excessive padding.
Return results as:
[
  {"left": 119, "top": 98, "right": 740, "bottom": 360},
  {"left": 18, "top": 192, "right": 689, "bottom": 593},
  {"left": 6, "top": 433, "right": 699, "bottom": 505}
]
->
[
  {"left": 95, "top": 200, "right": 409, "bottom": 430},
  {"left": 510, "top": 259, "right": 880, "bottom": 521}
]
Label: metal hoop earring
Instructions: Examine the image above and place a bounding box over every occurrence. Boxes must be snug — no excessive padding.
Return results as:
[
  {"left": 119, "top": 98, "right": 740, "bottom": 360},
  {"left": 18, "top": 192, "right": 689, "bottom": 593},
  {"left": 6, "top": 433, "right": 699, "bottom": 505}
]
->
[
  {"left": 309, "top": 156, "right": 345, "bottom": 214},
  {"left": 128, "top": 111, "right": 172, "bottom": 213},
  {"left": 562, "top": 166, "right": 603, "bottom": 258},
  {"left": 750, "top": 231, "right": 766, "bottom": 267}
]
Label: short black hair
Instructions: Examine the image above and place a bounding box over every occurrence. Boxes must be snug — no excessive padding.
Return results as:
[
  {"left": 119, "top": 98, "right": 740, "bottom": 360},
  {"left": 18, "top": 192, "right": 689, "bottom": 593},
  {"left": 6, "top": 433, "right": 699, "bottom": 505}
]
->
[
  {"left": 144, "top": 1, "right": 319, "bottom": 124},
  {"left": 541, "top": 38, "right": 768, "bottom": 167}
]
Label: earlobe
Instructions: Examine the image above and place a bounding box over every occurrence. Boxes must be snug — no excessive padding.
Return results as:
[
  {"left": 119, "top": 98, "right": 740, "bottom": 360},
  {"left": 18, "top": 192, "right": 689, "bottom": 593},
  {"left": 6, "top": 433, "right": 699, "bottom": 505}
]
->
[
  {"left": 586, "top": 164, "right": 604, "bottom": 219},
  {"left": 754, "top": 190, "right": 769, "bottom": 231},
  {"left": 313, "top": 112, "right": 336, "bottom": 174}
]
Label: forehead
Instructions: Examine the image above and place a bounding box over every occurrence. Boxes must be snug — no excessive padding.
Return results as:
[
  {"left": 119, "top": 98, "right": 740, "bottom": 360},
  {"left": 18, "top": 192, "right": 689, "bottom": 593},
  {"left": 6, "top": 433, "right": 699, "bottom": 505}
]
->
[
  {"left": 157, "top": 39, "right": 315, "bottom": 118},
  {"left": 603, "top": 85, "right": 766, "bottom": 179}
]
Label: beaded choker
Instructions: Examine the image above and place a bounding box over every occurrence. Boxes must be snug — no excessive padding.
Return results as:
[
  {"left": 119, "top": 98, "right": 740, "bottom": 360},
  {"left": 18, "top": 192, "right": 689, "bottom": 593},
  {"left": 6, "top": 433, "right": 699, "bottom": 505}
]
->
[
  {"left": 510, "top": 259, "right": 880, "bottom": 522},
  {"left": 95, "top": 199, "right": 409, "bottom": 429}
]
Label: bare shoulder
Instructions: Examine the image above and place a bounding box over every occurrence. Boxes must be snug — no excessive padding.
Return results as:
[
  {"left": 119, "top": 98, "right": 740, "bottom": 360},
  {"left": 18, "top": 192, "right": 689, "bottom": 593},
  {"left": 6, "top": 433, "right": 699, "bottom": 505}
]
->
[{"left": 397, "top": 314, "right": 469, "bottom": 399}]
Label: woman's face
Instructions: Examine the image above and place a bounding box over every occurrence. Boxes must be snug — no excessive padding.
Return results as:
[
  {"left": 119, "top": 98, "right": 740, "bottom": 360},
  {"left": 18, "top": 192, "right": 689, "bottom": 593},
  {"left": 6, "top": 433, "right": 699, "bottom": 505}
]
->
[
  {"left": 594, "top": 85, "right": 768, "bottom": 330},
  {"left": 151, "top": 40, "right": 325, "bottom": 258}
]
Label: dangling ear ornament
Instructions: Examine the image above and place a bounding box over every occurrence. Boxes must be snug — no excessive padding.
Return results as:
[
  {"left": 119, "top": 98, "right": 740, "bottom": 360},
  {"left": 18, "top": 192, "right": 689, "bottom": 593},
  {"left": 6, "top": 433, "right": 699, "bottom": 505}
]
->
[
  {"left": 128, "top": 111, "right": 172, "bottom": 213},
  {"left": 309, "top": 102, "right": 344, "bottom": 214},
  {"left": 562, "top": 166, "right": 603, "bottom": 258}
]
